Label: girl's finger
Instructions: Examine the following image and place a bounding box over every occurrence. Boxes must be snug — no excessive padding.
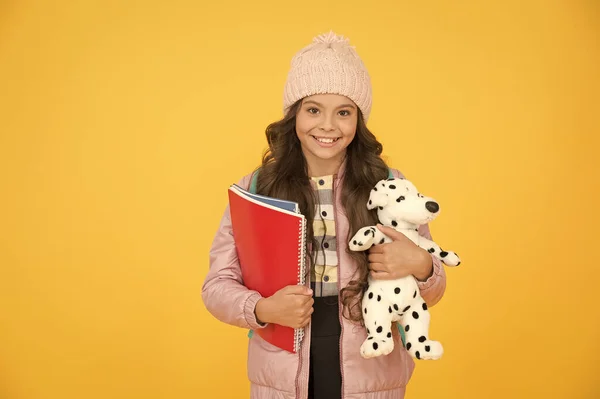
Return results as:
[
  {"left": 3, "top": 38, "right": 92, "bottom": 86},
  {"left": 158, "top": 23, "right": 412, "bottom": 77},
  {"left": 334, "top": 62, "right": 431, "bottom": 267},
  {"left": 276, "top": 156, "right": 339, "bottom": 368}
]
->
[
  {"left": 368, "top": 253, "right": 385, "bottom": 263},
  {"left": 368, "top": 262, "right": 386, "bottom": 272},
  {"left": 369, "top": 270, "right": 392, "bottom": 280}
]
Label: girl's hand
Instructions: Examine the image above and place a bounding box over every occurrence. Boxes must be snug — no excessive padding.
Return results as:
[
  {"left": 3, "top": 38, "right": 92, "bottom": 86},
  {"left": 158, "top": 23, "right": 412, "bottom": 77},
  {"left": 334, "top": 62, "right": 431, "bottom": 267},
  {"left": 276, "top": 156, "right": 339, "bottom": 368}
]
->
[
  {"left": 254, "top": 285, "right": 314, "bottom": 328},
  {"left": 368, "top": 224, "right": 433, "bottom": 281}
]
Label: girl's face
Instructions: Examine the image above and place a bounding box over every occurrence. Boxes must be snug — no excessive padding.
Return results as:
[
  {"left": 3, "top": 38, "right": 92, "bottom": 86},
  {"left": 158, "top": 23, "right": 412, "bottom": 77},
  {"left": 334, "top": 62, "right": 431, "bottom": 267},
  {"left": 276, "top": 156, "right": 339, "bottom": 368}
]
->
[{"left": 295, "top": 94, "right": 358, "bottom": 175}]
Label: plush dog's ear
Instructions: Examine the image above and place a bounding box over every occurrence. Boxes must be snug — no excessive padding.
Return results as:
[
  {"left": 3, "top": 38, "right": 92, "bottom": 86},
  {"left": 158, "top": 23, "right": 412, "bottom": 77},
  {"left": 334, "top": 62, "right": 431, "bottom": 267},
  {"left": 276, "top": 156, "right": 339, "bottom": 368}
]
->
[{"left": 367, "top": 185, "right": 389, "bottom": 209}]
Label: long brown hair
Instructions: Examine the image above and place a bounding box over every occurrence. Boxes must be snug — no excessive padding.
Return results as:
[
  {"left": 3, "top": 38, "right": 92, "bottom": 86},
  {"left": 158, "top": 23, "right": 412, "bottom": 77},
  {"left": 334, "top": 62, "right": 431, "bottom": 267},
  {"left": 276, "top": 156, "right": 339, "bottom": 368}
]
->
[{"left": 255, "top": 99, "right": 390, "bottom": 324}]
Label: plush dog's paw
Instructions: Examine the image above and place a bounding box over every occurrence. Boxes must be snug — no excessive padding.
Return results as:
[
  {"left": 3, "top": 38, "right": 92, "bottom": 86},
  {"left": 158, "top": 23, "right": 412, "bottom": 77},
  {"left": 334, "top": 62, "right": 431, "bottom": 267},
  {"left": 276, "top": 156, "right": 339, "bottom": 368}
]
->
[
  {"left": 360, "top": 336, "right": 395, "bottom": 359},
  {"left": 439, "top": 250, "right": 460, "bottom": 266},
  {"left": 406, "top": 339, "right": 443, "bottom": 360},
  {"left": 349, "top": 227, "right": 377, "bottom": 251}
]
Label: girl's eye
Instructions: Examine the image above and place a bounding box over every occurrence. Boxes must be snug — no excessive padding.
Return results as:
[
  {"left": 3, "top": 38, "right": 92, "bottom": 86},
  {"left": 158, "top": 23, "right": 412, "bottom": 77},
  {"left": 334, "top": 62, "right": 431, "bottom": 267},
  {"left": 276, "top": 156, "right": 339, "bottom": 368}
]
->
[
  {"left": 339, "top": 110, "right": 351, "bottom": 116},
  {"left": 307, "top": 108, "right": 319, "bottom": 114}
]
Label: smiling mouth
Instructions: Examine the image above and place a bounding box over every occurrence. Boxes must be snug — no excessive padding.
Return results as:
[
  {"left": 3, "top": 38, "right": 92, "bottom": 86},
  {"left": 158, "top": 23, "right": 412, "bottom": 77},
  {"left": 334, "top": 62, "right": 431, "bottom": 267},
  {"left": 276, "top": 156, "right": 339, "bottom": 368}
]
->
[{"left": 312, "top": 136, "right": 341, "bottom": 144}]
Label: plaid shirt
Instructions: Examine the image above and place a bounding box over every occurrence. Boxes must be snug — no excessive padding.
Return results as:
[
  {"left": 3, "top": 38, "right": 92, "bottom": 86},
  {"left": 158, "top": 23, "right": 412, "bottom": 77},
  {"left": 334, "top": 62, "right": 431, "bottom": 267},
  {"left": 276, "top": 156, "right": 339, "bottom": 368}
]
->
[{"left": 310, "top": 175, "right": 339, "bottom": 297}]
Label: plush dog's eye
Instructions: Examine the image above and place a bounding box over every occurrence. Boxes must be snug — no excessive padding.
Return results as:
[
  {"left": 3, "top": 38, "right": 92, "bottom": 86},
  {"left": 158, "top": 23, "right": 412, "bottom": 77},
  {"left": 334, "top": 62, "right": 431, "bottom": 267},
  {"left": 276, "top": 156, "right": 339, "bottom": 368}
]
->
[{"left": 389, "top": 185, "right": 396, "bottom": 189}]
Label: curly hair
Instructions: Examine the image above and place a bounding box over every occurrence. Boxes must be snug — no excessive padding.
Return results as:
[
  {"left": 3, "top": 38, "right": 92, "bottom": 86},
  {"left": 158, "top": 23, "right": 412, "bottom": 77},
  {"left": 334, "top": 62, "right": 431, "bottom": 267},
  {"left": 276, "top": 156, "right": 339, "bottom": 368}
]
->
[{"left": 254, "top": 99, "right": 390, "bottom": 324}]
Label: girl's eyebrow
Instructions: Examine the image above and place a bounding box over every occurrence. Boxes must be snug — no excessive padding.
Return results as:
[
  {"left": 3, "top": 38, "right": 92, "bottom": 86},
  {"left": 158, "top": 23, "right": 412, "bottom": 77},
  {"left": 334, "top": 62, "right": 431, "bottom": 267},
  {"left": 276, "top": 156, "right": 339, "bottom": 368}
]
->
[{"left": 303, "top": 100, "right": 357, "bottom": 109}]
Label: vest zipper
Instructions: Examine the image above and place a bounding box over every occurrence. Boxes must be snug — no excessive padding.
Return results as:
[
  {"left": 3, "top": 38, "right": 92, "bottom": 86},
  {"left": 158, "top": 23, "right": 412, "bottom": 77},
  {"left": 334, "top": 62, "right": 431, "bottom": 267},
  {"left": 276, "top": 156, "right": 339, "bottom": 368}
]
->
[
  {"left": 332, "top": 175, "right": 345, "bottom": 398},
  {"left": 295, "top": 258, "right": 311, "bottom": 399},
  {"left": 295, "top": 206, "right": 313, "bottom": 398}
]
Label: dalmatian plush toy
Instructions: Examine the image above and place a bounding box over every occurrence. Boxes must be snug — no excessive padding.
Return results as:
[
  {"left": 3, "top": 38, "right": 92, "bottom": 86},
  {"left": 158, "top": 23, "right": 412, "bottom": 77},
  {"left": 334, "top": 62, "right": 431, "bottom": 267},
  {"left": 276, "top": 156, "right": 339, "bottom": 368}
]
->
[{"left": 349, "top": 177, "right": 460, "bottom": 361}]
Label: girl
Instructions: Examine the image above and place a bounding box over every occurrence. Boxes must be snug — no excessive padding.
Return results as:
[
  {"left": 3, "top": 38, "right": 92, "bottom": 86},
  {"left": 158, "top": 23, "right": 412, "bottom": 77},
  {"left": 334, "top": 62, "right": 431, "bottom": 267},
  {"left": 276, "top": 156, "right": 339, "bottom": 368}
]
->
[{"left": 202, "top": 31, "right": 447, "bottom": 399}]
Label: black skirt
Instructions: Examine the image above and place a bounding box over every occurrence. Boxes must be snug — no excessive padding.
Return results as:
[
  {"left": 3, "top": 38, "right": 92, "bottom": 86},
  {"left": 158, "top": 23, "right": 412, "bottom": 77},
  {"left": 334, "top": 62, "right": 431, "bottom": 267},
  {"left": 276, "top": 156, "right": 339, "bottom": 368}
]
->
[{"left": 307, "top": 296, "right": 342, "bottom": 399}]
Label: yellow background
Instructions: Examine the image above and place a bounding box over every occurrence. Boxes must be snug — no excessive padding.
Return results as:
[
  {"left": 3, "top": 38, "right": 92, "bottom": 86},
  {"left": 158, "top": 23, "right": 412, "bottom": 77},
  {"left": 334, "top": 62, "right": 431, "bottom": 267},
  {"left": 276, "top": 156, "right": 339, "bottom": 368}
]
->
[{"left": 1, "top": 0, "right": 598, "bottom": 398}]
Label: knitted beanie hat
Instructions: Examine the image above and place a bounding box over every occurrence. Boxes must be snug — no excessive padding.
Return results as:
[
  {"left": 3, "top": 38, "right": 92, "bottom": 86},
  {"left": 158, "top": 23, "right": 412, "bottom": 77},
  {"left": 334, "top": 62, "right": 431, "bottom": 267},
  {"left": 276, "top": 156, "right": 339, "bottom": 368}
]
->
[{"left": 283, "top": 31, "right": 373, "bottom": 121}]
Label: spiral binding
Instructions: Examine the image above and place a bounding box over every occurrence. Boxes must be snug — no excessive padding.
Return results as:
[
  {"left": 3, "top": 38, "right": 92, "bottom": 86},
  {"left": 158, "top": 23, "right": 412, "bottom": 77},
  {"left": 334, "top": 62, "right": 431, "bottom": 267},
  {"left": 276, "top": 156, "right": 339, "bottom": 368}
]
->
[{"left": 294, "top": 215, "right": 308, "bottom": 352}]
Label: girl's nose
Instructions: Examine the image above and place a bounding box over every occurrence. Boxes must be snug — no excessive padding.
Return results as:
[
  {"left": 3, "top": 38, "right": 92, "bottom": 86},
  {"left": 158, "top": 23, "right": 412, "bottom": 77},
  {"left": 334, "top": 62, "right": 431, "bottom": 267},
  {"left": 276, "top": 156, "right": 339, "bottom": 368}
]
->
[{"left": 319, "top": 120, "right": 335, "bottom": 131}]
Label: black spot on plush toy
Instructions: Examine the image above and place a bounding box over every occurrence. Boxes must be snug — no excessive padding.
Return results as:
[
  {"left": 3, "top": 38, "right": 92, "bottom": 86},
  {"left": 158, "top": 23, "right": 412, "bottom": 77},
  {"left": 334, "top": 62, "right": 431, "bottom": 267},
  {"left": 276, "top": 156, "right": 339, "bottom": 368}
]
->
[{"left": 349, "top": 177, "right": 460, "bottom": 360}]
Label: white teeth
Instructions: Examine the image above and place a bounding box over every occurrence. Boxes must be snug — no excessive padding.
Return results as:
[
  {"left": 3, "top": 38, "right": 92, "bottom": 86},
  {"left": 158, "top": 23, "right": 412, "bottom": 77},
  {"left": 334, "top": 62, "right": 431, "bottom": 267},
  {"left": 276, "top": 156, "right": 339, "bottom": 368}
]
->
[{"left": 315, "top": 137, "right": 338, "bottom": 143}]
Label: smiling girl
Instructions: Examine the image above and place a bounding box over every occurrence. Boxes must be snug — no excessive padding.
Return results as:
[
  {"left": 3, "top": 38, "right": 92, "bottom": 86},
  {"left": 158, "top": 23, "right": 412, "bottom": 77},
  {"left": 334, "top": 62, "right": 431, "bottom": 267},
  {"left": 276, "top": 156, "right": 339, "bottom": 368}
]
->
[{"left": 202, "top": 32, "right": 447, "bottom": 399}]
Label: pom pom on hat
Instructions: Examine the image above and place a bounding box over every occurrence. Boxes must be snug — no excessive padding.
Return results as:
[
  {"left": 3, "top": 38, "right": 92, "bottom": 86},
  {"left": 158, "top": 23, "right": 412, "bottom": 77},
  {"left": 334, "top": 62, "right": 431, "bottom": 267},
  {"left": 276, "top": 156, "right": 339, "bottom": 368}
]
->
[
  {"left": 283, "top": 31, "right": 373, "bottom": 121},
  {"left": 312, "top": 31, "right": 350, "bottom": 45}
]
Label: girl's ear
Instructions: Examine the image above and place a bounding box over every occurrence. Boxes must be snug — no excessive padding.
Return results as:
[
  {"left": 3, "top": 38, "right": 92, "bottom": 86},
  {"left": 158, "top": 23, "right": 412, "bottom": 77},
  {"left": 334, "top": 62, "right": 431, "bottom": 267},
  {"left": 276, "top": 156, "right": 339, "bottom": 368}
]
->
[{"left": 367, "top": 181, "right": 389, "bottom": 209}]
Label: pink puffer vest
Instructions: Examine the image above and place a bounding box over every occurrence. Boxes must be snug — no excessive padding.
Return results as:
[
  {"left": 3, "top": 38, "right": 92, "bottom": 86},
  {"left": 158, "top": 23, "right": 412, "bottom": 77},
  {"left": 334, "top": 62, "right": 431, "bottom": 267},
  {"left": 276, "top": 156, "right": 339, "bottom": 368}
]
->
[{"left": 202, "top": 163, "right": 447, "bottom": 398}]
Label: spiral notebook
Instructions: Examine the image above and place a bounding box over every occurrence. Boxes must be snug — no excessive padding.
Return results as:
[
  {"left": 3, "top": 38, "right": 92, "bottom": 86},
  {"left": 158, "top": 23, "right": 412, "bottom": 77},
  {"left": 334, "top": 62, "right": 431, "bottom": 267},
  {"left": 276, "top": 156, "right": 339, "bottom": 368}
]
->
[{"left": 227, "top": 184, "right": 307, "bottom": 353}]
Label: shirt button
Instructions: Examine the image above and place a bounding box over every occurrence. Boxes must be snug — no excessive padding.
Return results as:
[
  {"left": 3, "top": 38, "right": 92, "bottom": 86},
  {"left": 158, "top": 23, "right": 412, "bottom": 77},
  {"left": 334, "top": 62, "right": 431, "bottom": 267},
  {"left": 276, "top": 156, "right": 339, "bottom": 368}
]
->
[
  {"left": 323, "top": 242, "right": 329, "bottom": 249},
  {"left": 321, "top": 211, "right": 327, "bottom": 217},
  {"left": 319, "top": 179, "right": 325, "bottom": 185},
  {"left": 323, "top": 276, "right": 330, "bottom": 282}
]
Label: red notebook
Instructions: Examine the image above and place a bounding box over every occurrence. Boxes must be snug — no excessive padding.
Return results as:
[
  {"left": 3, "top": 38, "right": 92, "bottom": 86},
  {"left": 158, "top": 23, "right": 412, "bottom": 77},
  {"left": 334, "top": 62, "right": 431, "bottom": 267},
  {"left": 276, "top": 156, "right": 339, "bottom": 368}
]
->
[{"left": 227, "top": 184, "right": 307, "bottom": 353}]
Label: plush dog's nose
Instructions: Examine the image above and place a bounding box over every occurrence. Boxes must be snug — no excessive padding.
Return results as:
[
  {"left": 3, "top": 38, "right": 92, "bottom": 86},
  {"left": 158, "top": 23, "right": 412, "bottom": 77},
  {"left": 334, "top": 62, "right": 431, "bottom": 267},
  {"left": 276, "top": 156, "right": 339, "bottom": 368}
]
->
[{"left": 425, "top": 201, "right": 439, "bottom": 213}]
